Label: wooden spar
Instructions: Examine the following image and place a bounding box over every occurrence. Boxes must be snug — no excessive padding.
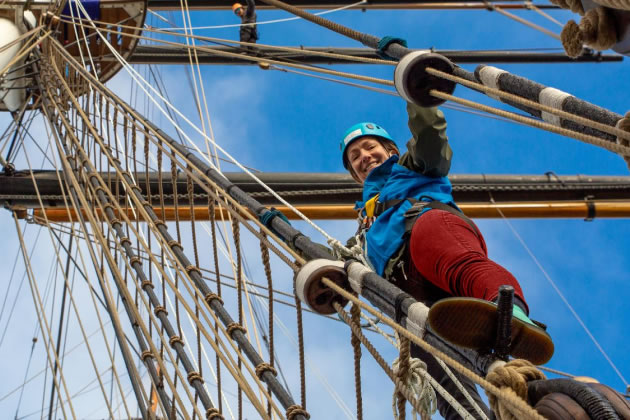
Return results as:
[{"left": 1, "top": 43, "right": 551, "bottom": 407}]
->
[{"left": 26, "top": 200, "right": 630, "bottom": 222}]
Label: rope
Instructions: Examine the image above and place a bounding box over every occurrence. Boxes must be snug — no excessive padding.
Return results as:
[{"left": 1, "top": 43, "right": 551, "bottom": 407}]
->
[
  {"left": 549, "top": 0, "right": 585, "bottom": 14},
  {"left": 593, "top": 0, "right": 630, "bottom": 10},
  {"left": 294, "top": 284, "right": 307, "bottom": 410},
  {"left": 486, "top": 360, "right": 546, "bottom": 420},
  {"left": 325, "top": 278, "right": 546, "bottom": 420},
  {"left": 350, "top": 301, "right": 364, "bottom": 420},
  {"left": 332, "top": 301, "right": 429, "bottom": 415},
  {"left": 259, "top": 232, "right": 275, "bottom": 417},
  {"left": 561, "top": 7, "right": 618, "bottom": 57},
  {"left": 258, "top": 0, "right": 372, "bottom": 45},
  {"left": 429, "top": 89, "right": 630, "bottom": 157},
  {"left": 616, "top": 111, "right": 630, "bottom": 169},
  {"left": 394, "top": 335, "right": 410, "bottom": 419},
  {"left": 156, "top": 0, "right": 368, "bottom": 31}
]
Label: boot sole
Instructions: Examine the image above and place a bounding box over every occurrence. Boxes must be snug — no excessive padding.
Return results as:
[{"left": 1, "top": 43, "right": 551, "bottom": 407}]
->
[{"left": 428, "top": 297, "right": 554, "bottom": 365}]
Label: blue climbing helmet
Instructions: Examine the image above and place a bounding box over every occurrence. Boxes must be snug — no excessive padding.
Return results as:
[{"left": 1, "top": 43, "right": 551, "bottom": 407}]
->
[{"left": 340, "top": 122, "right": 394, "bottom": 169}]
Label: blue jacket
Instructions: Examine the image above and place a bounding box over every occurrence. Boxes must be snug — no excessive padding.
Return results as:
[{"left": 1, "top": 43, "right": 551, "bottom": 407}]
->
[{"left": 355, "top": 104, "right": 455, "bottom": 276}]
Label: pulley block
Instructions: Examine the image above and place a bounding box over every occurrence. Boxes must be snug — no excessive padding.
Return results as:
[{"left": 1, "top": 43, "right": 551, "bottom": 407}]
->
[
  {"left": 295, "top": 259, "right": 350, "bottom": 315},
  {"left": 394, "top": 50, "right": 456, "bottom": 107}
]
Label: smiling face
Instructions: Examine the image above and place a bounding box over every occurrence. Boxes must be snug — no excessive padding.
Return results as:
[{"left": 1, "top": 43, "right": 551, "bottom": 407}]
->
[{"left": 346, "top": 136, "right": 392, "bottom": 183}]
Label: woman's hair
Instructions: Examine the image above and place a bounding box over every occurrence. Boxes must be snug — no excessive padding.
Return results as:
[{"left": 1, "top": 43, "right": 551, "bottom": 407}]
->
[{"left": 348, "top": 138, "right": 400, "bottom": 183}]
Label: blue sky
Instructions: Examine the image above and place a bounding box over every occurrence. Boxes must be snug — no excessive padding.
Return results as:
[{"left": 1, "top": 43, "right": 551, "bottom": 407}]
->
[{"left": 1, "top": 3, "right": 629, "bottom": 419}]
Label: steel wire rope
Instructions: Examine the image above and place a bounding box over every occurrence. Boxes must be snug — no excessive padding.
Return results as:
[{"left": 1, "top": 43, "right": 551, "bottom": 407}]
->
[
  {"left": 13, "top": 335, "right": 39, "bottom": 420},
  {"left": 486, "top": 193, "right": 629, "bottom": 389}
]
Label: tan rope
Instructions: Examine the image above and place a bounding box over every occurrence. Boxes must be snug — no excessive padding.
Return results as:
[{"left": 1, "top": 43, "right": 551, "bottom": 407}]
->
[
  {"left": 350, "top": 301, "right": 364, "bottom": 420},
  {"left": 561, "top": 7, "right": 618, "bottom": 57},
  {"left": 325, "top": 278, "right": 546, "bottom": 420},
  {"left": 549, "top": 0, "right": 585, "bottom": 14},
  {"left": 395, "top": 335, "right": 410, "bottom": 419},
  {"left": 286, "top": 404, "right": 311, "bottom": 420},
  {"left": 486, "top": 360, "right": 547, "bottom": 420},
  {"left": 593, "top": 0, "right": 630, "bottom": 10},
  {"left": 429, "top": 89, "right": 630, "bottom": 157},
  {"left": 255, "top": 362, "right": 278, "bottom": 379},
  {"left": 206, "top": 408, "right": 225, "bottom": 420},
  {"left": 616, "top": 111, "right": 630, "bottom": 169},
  {"left": 427, "top": 67, "right": 630, "bottom": 143},
  {"left": 332, "top": 301, "right": 427, "bottom": 415}
]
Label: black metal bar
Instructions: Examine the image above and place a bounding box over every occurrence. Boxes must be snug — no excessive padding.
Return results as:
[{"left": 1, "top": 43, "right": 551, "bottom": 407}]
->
[
  {"left": 124, "top": 46, "right": 622, "bottom": 65},
  {"left": 493, "top": 285, "right": 513, "bottom": 360},
  {"left": 3, "top": 170, "right": 630, "bottom": 207}
]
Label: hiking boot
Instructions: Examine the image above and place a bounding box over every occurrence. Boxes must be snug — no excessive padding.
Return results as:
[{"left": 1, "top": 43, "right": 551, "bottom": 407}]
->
[{"left": 427, "top": 297, "right": 554, "bottom": 365}]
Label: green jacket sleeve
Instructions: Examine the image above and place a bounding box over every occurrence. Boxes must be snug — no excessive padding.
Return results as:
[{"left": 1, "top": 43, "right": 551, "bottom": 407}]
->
[{"left": 397, "top": 102, "right": 452, "bottom": 177}]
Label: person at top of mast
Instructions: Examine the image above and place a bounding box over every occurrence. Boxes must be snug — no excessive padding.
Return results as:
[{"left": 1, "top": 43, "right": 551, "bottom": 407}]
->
[
  {"left": 232, "top": 0, "right": 258, "bottom": 46},
  {"left": 340, "top": 101, "right": 554, "bottom": 419}
]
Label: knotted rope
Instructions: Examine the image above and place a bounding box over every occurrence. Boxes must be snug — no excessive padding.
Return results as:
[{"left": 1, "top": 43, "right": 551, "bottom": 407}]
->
[
  {"left": 560, "top": 7, "right": 618, "bottom": 57},
  {"left": 392, "top": 334, "right": 437, "bottom": 420},
  {"left": 485, "top": 360, "right": 547, "bottom": 420},
  {"left": 616, "top": 111, "right": 630, "bottom": 169},
  {"left": 593, "top": 0, "right": 630, "bottom": 11},
  {"left": 549, "top": 0, "right": 585, "bottom": 14}
]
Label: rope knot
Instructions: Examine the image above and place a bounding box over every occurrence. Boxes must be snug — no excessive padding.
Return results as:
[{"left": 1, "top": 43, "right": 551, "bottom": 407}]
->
[
  {"left": 255, "top": 362, "right": 277, "bottom": 379},
  {"left": 561, "top": 7, "right": 617, "bottom": 58},
  {"left": 226, "top": 322, "right": 247, "bottom": 338},
  {"left": 486, "top": 359, "right": 546, "bottom": 420},
  {"left": 187, "top": 371, "right": 204, "bottom": 386},
  {"left": 286, "top": 404, "right": 310, "bottom": 420},
  {"left": 206, "top": 408, "right": 224, "bottom": 420}
]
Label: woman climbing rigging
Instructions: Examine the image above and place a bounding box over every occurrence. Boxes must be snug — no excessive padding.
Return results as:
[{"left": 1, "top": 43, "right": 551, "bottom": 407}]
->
[{"left": 340, "top": 100, "right": 554, "bottom": 419}]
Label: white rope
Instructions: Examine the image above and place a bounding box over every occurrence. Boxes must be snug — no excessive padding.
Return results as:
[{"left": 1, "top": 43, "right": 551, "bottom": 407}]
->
[
  {"left": 155, "top": 0, "right": 368, "bottom": 31},
  {"left": 432, "top": 356, "right": 490, "bottom": 420},
  {"left": 392, "top": 334, "right": 437, "bottom": 420}
]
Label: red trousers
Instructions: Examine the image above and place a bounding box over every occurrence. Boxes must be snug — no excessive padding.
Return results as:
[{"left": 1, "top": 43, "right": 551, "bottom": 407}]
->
[{"left": 408, "top": 209, "right": 527, "bottom": 311}]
